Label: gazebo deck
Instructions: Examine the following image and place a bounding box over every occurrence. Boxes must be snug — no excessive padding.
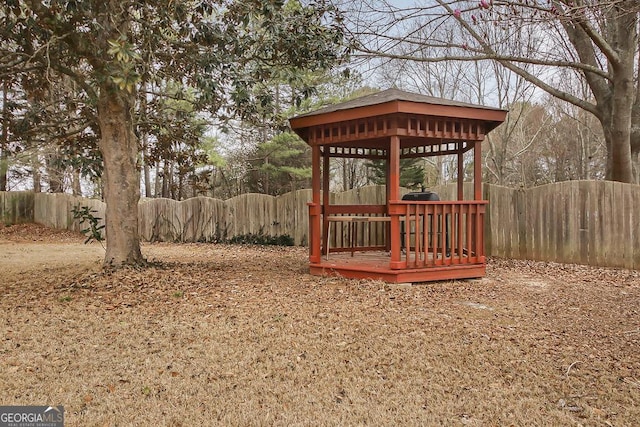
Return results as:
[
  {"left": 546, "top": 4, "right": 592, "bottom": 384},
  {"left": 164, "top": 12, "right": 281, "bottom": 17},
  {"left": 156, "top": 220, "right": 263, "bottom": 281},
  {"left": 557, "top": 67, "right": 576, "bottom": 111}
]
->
[{"left": 311, "top": 251, "right": 485, "bottom": 283}]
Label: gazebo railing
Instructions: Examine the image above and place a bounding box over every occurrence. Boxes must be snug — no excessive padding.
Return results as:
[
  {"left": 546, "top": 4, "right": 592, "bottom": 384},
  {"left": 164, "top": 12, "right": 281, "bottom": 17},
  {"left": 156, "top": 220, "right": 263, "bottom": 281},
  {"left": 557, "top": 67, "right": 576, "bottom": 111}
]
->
[
  {"left": 322, "top": 201, "right": 487, "bottom": 269},
  {"left": 393, "top": 201, "right": 487, "bottom": 269},
  {"left": 323, "top": 204, "right": 389, "bottom": 256}
]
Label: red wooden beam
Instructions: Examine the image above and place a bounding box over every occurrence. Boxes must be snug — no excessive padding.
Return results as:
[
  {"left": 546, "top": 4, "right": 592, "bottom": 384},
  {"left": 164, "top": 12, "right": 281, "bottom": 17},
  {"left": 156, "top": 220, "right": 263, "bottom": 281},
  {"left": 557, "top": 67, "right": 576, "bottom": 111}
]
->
[{"left": 309, "top": 145, "right": 322, "bottom": 263}]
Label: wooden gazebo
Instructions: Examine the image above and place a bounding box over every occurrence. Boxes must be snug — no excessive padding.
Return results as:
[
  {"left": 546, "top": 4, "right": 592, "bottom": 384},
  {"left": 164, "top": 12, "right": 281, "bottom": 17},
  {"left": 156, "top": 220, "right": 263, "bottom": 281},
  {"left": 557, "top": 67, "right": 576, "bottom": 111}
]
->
[{"left": 290, "top": 89, "right": 507, "bottom": 283}]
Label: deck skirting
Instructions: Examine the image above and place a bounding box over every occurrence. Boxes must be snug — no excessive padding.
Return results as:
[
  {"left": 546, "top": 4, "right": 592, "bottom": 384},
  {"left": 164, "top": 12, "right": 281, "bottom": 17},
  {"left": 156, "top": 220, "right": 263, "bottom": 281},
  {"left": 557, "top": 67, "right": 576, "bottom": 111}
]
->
[{"left": 310, "top": 252, "right": 485, "bottom": 283}]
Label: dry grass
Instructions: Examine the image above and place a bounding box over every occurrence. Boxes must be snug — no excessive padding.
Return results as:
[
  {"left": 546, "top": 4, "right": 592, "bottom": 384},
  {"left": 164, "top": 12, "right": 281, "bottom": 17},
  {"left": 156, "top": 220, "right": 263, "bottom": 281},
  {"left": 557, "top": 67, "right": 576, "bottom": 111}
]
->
[{"left": 1, "top": 224, "right": 639, "bottom": 426}]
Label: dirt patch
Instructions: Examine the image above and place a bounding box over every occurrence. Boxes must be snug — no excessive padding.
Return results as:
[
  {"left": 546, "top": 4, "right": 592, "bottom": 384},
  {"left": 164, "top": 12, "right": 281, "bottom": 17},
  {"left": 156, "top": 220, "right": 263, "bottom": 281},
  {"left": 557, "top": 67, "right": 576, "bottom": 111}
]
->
[
  {"left": 1, "top": 224, "right": 639, "bottom": 426},
  {"left": 0, "top": 223, "right": 104, "bottom": 279}
]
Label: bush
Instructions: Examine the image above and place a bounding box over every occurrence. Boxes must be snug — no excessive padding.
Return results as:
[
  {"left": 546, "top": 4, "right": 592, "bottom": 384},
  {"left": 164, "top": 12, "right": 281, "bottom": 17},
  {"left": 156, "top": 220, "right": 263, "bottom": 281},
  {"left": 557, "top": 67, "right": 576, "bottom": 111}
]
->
[
  {"left": 227, "top": 233, "right": 294, "bottom": 246},
  {"left": 71, "top": 205, "right": 105, "bottom": 245}
]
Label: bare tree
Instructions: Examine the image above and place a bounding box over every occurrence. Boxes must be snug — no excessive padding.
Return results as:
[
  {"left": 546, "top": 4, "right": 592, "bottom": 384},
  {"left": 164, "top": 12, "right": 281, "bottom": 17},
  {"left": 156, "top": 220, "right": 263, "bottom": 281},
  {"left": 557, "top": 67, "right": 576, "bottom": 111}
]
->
[
  {"left": 371, "top": 13, "right": 542, "bottom": 187},
  {"left": 348, "top": 0, "right": 640, "bottom": 183}
]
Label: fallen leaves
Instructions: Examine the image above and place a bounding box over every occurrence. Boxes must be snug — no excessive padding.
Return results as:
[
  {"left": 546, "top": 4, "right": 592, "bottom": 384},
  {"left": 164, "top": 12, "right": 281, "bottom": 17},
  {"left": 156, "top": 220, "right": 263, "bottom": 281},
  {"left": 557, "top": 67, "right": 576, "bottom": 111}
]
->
[{"left": 0, "top": 224, "right": 639, "bottom": 426}]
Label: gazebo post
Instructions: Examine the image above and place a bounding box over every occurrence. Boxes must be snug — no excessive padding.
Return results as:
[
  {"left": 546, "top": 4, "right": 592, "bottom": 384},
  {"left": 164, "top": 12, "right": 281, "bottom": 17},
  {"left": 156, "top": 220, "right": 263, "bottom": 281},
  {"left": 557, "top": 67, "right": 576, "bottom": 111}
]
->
[
  {"left": 474, "top": 141, "right": 482, "bottom": 200},
  {"left": 457, "top": 142, "right": 465, "bottom": 201},
  {"left": 473, "top": 140, "right": 483, "bottom": 260},
  {"left": 388, "top": 135, "right": 403, "bottom": 269},
  {"left": 322, "top": 151, "right": 331, "bottom": 256},
  {"left": 309, "top": 145, "right": 322, "bottom": 263},
  {"left": 385, "top": 145, "right": 392, "bottom": 251}
]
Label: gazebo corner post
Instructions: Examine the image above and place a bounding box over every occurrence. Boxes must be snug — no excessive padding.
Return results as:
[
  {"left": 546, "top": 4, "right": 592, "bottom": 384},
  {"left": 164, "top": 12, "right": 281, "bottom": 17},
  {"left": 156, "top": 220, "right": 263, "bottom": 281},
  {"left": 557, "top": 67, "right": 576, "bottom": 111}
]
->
[
  {"left": 321, "top": 150, "right": 331, "bottom": 257},
  {"left": 388, "top": 135, "right": 405, "bottom": 270},
  {"left": 474, "top": 140, "right": 483, "bottom": 201},
  {"left": 308, "top": 144, "right": 322, "bottom": 263},
  {"left": 457, "top": 141, "right": 465, "bottom": 201},
  {"left": 473, "top": 139, "right": 485, "bottom": 262}
]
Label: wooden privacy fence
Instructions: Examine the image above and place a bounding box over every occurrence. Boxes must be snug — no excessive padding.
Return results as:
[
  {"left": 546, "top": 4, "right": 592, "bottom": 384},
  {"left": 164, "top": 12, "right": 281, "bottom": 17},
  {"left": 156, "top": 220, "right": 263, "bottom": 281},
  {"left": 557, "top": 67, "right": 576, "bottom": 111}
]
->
[
  {"left": 1, "top": 180, "right": 639, "bottom": 270},
  {"left": 484, "top": 181, "right": 640, "bottom": 270},
  {"left": 137, "top": 190, "right": 311, "bottom": 244},
  {"left": 0, "top": 191, "right": 34, "bottom": 225}
]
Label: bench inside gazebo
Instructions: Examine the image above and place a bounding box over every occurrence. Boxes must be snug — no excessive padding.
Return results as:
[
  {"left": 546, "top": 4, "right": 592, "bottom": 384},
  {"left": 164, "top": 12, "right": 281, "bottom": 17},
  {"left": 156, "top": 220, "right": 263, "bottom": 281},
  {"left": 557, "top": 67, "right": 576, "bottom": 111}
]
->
[{"left": 289, "top": 88, "right": 507, "bottom": 283}]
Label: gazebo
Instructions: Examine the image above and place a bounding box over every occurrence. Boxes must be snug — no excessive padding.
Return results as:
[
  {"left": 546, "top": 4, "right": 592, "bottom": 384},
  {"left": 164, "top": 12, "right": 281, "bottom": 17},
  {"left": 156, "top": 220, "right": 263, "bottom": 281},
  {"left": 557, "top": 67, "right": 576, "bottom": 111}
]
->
[{"left": 289, "top": 89, "right": 507, "bottom": 283}]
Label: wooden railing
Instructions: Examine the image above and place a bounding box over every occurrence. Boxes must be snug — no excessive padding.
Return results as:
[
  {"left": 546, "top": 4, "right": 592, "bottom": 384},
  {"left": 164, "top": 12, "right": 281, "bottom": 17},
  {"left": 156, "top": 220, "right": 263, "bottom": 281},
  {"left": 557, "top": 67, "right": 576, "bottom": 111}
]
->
[
  {"left": 394, "top": 201, "right": 487, "bottom": 269},
  {"left": 322, "top": 204, "right": 388, "bottom": 255},
  {"left": 323, "top": 201, "right": 487, "bottom": 269}
]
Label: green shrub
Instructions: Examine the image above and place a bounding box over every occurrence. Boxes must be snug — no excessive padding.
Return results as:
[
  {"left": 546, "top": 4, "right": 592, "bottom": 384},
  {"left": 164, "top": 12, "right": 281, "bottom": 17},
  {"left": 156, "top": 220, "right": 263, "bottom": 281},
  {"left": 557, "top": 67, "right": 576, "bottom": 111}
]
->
[
  {"left": 71, "top": 205, "right": 105, "bottom": 245},
  {"left": 228, "top": 233, "right": 294, "bottom": 246}
]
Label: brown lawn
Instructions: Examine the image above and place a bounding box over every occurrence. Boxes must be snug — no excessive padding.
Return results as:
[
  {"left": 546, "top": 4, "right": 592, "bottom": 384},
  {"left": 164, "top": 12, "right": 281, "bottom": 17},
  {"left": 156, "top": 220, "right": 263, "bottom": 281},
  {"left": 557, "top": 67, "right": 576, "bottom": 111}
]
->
[{"left": 0, "top": 224, "right": 639, "bottom": 426}]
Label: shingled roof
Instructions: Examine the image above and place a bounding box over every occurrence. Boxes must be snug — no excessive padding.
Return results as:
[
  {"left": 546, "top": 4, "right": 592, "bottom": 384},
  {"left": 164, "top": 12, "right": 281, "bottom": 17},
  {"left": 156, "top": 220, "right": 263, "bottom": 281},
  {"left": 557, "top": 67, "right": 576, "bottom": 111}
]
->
[{"left": 293, "top": 88, "right": 505, "bottom": 119}]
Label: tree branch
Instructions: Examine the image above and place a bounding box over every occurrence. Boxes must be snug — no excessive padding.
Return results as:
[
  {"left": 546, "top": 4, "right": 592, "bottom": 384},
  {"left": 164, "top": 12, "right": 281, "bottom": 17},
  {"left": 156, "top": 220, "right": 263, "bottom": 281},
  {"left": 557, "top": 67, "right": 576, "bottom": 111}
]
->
[
  {"left": 354, "top": 45, "right": 610, "bottom": 79},
  {"left": 432, "top": 0, "right": 600, "bottom": 117},
  {"left": 552, "top": 1, "right": 611, "bottom": 104},
  {"left": 574, "top": 15, "right": 620, "bottom": 66}
]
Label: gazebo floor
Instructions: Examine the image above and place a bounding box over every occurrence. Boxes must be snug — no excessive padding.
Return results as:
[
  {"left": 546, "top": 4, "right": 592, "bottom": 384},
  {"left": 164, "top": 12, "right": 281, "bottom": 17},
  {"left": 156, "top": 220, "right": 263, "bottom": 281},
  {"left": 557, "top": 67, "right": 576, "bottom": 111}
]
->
[{"left": 309, "top": 251, "right": 485, "bottom": 284}]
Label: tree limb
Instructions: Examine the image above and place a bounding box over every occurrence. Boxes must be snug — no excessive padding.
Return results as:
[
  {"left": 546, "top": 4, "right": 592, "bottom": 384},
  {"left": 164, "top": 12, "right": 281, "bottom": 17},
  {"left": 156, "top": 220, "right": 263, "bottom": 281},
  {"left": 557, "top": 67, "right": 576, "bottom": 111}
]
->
[
  {"left": 433, "top": 0, "right": 600, "bottom": 117},
  {"left": 355, "top": 45, "right": 610, "bottom": 79}
]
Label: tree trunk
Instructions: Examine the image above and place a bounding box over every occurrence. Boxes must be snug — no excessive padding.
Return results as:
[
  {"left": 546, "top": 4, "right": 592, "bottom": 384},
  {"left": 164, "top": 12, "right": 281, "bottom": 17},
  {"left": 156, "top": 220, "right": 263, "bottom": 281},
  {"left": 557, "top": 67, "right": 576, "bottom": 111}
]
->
[
  {"left": 32, "top": 151, "right": 42, "bottom": 193},
  {"left": 143, "top": 159, "right": 152, "bottom": 197},
  {"left": 140, "top": 80, "right": 152, "bottom": 198},
  {"left": 71, "top": 169, "right": 82, "bottom": 196},
  {"left": 1, "top": 79, "right": 9, "bottom": 192},
  {"left": 46, "top": 150, "right": 64, "bottom": 193},
  {"left": 0, "top": 149, "right": 7, "bottom": 192},
  {"left": 632, "top": 95, "right": 640, "bottom": 183},
  {"left": 97, "top": 85, "right": 144, "bottom": 267},
  {"left": 210, "top": 167, "right": 216, "bottom": 198},
  {"left": 593, "top": 4, "right": 636, "bottom": 183},
  {"left": 342, "top": 159, "right": 348, "bottom": 191},
  {"left": 142, "top": 136, "right": 152, "bottom": 197},
  {"left": 163, "top": 161, "right": 173, "bottom": 198},
  {"left": 154, "top": 163, "right": 162, "bottom": 197}
]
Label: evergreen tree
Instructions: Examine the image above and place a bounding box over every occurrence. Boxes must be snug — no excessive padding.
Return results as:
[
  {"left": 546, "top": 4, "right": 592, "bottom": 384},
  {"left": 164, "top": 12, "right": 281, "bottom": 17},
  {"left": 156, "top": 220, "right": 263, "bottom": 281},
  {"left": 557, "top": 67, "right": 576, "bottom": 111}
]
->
[
  {"left": 246, "top": 132, "right": 311, "bottom": 195},
  {"left": 367, "top": 158, "right": 425, "bottom": 189}
]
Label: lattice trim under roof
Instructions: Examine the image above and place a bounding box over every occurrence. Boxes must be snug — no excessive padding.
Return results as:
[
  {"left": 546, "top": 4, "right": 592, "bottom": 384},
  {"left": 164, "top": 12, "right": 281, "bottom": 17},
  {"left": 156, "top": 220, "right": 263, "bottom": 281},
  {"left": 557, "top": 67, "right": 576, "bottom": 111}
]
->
[{"left": 324, "top": 141, "right": 470, "bottom": 159}]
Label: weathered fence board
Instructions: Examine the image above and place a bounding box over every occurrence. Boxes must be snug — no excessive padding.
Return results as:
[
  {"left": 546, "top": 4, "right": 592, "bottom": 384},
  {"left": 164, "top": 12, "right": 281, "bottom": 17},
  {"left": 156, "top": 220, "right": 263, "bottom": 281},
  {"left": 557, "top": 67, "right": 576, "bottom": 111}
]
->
[
  {"left": 33, "top": 192, "right": 105, "bottom": 233},
  {"left": 0, "top": 191, "right": 34, "bottom": 225},
  {"left": 138, "top": 196, "right": 230, "bottom": 242},
  {"left": 226, "top": 193, "right": 277, "bottom": 238},
  {"left": 275, "top": 189, "right": 312, "bottom": 246},
  {"left": 2, "top": 181, "right": 639, "bottom": 269},
  {"left": 482, "top": 185, "right": 519, "bottom": 259}
]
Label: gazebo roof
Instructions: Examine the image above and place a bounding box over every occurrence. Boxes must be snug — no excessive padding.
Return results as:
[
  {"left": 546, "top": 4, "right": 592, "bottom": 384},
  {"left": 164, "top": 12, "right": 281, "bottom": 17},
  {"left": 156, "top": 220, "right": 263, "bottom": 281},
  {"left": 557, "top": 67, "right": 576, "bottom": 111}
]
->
[{"left": 290, "top": 88, "right": 507, "bottom": 131}]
